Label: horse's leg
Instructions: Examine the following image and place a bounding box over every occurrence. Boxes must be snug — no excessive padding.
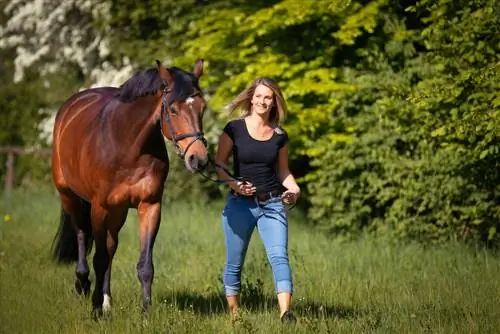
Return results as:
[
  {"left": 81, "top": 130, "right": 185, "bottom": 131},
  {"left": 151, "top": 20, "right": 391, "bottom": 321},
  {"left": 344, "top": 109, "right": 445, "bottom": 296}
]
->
[
  {"left": 137, "top": 201, "right": 161, "bottom": 312},
  {"left": 90, "top": 204, "right": 109, "bottom": 318},
  {"left": 102, "top": 209, "right": 128, "bottom": 313},
  {"left": 58, "top": 191, "right": 92, "bottom": 296}
]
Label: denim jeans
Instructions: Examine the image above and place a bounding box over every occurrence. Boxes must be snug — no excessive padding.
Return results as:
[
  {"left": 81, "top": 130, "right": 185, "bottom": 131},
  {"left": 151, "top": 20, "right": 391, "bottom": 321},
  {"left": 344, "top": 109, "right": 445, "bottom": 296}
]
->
[{"left": 221, "top": 192, "right": 293, "bottom": 296}]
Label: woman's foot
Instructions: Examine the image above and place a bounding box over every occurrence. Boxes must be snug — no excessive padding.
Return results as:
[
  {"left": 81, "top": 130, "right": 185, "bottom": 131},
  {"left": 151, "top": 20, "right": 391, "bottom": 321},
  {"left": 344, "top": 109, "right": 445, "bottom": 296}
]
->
[
  {"left": 230, "top": 309, "right": 242, "bottom": 324},
  {"left": 280, "top": 310, "right": 297, "bottom": 324},
  {"left": 227, "top": 295, "right": 240, "bottom": 323}
]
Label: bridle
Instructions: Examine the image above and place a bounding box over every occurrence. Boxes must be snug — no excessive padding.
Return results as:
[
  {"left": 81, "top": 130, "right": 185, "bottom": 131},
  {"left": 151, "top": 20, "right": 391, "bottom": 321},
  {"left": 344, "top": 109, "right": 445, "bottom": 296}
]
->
[
  {"left": 158, "top": 85, "right": 241, "bottom": 184},
  {"left": 160, "top": 86, "right": 207, "bottom": 159}
]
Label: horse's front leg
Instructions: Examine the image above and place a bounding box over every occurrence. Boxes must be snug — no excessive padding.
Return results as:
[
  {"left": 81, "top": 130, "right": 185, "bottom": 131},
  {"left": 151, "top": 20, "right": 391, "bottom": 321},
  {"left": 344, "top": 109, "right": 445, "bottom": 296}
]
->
[{"left": 137, "top": 201, "right": 161, "bottom": 312}]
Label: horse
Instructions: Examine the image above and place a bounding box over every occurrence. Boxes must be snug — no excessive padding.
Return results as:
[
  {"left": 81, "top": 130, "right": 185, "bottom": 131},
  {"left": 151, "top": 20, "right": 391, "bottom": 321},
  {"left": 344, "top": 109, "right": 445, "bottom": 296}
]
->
[{"left": 51, "top": 59, "right": 208, "bottom": 317}]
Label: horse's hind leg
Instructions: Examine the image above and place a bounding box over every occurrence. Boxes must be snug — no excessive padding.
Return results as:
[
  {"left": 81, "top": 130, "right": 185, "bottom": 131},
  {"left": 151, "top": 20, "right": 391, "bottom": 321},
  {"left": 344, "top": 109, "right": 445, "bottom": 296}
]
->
[
  {"left": 102, "top": 208, "right": 128, "bottom": 313},
  {"left": 57, "top": 191, "right": 92, "bottom": 296},
  {"left": 137, "top": 201, "right": 162, "bottom": 312}
]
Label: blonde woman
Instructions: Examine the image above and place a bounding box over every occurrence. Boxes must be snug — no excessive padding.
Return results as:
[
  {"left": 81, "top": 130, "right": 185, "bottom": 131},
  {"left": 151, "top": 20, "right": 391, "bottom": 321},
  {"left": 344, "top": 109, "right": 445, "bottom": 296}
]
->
[{"left": 215, "top": 77, "right": 300, "bottom": 323}]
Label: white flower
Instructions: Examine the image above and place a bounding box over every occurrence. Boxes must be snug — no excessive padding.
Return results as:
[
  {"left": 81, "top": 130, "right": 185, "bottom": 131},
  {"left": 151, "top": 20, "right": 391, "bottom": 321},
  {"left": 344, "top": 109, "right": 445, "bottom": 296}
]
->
[
  {"left": 1, "top": 0, "right": 141, "bottom": 143},
  {"left": 1, "top": 0, "right": 118, "bottom": 83}
]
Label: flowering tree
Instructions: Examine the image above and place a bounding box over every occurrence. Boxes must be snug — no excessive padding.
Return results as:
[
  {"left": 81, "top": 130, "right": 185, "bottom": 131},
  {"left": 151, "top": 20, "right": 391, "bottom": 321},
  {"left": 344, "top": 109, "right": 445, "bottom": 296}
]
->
[
  {"left": 0, "top": 0, "right": 137, "bottom": 144},
  {"left": 0, "top": 0, "right": 133, "bottom": 87}
]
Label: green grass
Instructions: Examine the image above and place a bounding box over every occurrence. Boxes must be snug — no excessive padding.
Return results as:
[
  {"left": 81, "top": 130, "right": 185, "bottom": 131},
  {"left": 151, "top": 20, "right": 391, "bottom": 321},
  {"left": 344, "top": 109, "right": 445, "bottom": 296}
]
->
[{"left": 1, "top": 188, "right": 500, "bottom": 333}]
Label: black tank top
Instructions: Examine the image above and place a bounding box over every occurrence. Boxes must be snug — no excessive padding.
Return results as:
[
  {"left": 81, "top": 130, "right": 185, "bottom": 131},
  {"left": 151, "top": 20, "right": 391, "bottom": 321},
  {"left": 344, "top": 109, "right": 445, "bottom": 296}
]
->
[{"left": 223, "top": 118, "right": 288, "bottom": 194}]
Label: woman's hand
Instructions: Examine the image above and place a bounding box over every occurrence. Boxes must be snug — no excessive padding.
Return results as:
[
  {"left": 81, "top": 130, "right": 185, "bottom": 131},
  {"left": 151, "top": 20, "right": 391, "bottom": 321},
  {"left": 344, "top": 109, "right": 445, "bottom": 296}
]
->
[
  {"left": 233, "top": 181, "right": 256, "bottom": 196},
  {"left": 281, "top": 188, "right": 300, "bottom": 205}
]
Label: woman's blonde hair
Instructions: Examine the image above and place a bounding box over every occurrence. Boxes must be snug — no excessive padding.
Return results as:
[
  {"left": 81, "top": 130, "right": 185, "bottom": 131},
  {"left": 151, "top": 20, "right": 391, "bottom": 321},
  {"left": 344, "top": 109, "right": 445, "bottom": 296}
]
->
[{"left": 226, "top": 77, "right": 287, "bottom": 125}]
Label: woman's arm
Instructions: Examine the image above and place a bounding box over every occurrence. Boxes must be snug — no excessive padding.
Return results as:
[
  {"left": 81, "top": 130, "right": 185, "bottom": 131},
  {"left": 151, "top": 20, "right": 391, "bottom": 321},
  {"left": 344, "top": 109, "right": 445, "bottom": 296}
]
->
[
  {"left": 277, "top": 144, "right": 300, "bottom": 203},
  {"left": 215, "top": 133, "right": 255, "bottom": 195}
]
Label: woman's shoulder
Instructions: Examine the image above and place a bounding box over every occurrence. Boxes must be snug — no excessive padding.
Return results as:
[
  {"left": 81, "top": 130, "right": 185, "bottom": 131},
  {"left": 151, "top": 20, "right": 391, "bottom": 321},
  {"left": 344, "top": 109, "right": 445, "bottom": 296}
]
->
[
  {"left": 271, "top": 123, "right": 288, "bottom": 137},
  {"left": 273, "top": 125, "right": 288, "bottom": 147},
  {"left": 223, "top": 118, "right": 245, "bottom": 138},
  {"left": 226, "top": 118, "right": 245, "bottom": 127},
  {"left": 273, "top": 125, "right": 287, "bottom": 136}
]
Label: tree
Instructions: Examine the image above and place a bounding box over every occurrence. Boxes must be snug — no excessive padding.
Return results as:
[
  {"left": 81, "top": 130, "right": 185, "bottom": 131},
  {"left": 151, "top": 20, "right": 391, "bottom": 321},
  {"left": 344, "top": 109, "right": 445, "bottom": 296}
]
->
[{"left": 308, "top": 0, "right": 500, "bottom": 244}]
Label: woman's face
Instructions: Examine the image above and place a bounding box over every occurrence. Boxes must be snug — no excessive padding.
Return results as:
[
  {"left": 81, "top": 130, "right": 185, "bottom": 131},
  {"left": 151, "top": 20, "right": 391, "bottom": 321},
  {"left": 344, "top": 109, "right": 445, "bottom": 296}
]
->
[{"left": 251, "top": 84, "right": 274, "bottom": 116}]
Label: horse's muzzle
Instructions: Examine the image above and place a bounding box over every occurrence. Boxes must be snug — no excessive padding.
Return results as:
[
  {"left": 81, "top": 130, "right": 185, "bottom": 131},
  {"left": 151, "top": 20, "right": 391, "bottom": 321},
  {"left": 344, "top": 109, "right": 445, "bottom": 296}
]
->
[{"left": 185, "top": 153, "right": 209, "bottom": 173}]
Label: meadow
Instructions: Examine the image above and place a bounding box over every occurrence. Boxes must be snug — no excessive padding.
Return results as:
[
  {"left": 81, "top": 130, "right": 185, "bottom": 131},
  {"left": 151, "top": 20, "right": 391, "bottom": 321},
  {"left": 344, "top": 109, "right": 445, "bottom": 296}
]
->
[{"left": 1, "top": 187, "right": 499, "bottom": 333}]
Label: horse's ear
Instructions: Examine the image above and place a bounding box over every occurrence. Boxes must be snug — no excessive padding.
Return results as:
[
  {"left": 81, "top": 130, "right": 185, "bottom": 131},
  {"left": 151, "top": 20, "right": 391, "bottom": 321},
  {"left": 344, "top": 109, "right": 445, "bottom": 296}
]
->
[
  {"left": 156, "top": 59, "right": 174, "bottom": 86},
  {"left": 193, "top": 59, "right": 204, "bottom": 78}
]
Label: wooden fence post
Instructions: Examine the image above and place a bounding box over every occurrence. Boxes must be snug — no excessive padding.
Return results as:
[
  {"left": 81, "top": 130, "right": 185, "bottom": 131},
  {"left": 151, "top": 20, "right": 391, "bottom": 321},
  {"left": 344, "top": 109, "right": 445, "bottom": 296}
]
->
[{"left": 1, "top": 146, "right": 51, "bottom": 197}]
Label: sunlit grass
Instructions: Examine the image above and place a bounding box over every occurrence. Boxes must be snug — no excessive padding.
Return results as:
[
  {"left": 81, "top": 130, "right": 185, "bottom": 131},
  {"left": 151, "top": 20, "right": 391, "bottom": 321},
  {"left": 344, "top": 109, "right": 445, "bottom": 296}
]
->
[{"left": 1, "top": 188, "right": 499, "bottom": 333}]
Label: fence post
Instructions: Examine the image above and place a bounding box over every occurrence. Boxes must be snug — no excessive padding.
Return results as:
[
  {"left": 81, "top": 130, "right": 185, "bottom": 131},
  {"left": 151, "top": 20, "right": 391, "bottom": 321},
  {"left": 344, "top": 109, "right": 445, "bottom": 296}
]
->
[{"left": 5, "top": 151, "right": 15, "bottom": 197}]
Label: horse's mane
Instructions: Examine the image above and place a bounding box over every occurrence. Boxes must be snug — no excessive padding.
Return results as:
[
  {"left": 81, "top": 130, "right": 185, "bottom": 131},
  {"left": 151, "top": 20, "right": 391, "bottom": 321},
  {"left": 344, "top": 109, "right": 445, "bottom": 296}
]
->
[{"left": 115, "top": 66, "right": 200, "bottom": 103}]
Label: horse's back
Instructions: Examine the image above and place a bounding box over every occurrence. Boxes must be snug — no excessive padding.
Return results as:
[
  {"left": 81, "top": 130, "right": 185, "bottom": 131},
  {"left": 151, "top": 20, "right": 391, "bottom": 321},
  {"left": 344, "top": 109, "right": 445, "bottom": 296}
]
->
[
  {"left": 52, "top": 87, "right": 119, "bottom": 198},
  {"left": 54, "top": 87, "right": 117, "bottom": 130},
  {"left": 53, "top": 87, "right": 119, "bottom": 155}
]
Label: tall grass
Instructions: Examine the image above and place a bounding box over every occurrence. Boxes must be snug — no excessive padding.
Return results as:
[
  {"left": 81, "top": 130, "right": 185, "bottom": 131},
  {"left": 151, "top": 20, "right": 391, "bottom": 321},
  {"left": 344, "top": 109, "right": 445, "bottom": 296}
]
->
[{"left": 1, "top": 188, "right": 499, "bottom": 333}]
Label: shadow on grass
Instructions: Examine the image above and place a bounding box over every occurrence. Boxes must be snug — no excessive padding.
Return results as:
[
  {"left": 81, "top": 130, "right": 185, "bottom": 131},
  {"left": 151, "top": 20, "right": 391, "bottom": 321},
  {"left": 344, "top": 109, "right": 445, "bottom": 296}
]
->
[{"left": 158, "top": 290, "right": 363, "bottom": 320}]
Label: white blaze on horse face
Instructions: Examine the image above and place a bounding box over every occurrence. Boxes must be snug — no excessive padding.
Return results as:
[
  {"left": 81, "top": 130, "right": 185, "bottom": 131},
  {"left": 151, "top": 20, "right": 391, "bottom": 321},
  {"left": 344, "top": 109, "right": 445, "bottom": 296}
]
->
[{"left": 186, "top": 97, "right": 194, "bottom": 110}]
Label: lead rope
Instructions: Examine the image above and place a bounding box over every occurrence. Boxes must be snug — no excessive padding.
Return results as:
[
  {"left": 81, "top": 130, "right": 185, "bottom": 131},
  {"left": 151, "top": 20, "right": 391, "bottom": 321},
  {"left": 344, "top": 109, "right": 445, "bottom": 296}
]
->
[
  {"left": 197, "top": 158, "right": 297, "bottom": 213},
  {"left": 197, "top": 157, "right": 246, "bottom": 184}
]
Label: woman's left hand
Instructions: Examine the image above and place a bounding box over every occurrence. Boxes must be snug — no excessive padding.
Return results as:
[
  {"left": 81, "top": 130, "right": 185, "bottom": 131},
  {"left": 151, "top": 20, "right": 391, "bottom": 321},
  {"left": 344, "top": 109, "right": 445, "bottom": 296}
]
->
[{"left": 281, "top": 188, "right": 300, "bottom": 205}]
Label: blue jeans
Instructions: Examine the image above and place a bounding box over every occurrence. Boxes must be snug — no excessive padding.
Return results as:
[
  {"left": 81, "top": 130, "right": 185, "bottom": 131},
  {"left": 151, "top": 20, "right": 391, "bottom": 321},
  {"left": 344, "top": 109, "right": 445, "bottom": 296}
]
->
[{"left": 221, "top": 192, "right": 293, "bottom": 296}]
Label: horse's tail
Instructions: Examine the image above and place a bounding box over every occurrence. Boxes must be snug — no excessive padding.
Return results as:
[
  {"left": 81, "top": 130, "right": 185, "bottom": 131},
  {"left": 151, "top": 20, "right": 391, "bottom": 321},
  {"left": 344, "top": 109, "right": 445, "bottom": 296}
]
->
[{"left": 52, "top": 199, "right": 93, "bottom": 264}]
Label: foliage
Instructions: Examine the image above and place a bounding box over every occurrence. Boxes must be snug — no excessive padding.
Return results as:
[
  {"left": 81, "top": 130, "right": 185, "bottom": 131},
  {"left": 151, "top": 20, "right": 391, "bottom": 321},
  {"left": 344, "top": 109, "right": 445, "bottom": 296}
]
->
[
  {"left": 1, "top": 0, "right": 500, "bottom": 245},
  {"left": 0, "top": 49, "right": 62, "bottom": 185},
  {"left": 307, "top": 0, "right": 500, "bottom": 244}
]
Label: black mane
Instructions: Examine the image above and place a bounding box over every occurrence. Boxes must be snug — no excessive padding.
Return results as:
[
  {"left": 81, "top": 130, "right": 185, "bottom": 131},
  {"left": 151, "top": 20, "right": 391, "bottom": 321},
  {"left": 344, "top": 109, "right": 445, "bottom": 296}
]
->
[{"left": 115, "top": 66, "right": 200, "bottom": 103}]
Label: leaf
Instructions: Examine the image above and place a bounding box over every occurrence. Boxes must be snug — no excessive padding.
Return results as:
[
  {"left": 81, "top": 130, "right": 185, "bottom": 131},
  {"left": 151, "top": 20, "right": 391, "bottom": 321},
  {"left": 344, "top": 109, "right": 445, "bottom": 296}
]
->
[
  {"left": 431, "top": 126, "right": 446, "bottom": 137},
  {"left": 479, "top": 149, "right": 489, "bottom": 160}
]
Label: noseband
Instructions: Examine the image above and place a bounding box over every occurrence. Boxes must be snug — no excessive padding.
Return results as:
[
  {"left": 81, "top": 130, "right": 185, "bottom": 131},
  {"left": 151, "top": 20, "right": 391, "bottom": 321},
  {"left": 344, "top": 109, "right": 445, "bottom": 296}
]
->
[{"left": 160, "top": 87, "right": 207, "bottom": 159}]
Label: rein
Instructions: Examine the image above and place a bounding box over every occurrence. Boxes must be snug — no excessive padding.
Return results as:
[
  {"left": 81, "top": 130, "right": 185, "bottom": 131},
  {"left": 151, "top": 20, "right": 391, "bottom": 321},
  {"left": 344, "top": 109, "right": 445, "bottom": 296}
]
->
[{"left": 198, "top": 157, "right": 245, "bottom": 184}]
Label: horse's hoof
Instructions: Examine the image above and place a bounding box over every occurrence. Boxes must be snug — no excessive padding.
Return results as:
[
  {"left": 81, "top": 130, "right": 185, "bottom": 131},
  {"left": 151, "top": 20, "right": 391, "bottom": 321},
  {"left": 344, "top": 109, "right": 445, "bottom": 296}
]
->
[
  {"left": 141, "top": 302, "right": 151, "bottom": 314},
  {"left": 75, "top": 279, "right": 91, "bottom": 296},
  {"left": 102, "top": 294, "right": 112, "bottom": 313},
  {"left": 91, "top": 308, "right": 103, "bottom": 321}
]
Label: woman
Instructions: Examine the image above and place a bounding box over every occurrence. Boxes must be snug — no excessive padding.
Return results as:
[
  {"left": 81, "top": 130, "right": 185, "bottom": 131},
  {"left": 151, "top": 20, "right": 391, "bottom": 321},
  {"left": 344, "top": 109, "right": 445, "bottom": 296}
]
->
[{"left": 215, "top": 77, "right": 300, "bottom": 323}]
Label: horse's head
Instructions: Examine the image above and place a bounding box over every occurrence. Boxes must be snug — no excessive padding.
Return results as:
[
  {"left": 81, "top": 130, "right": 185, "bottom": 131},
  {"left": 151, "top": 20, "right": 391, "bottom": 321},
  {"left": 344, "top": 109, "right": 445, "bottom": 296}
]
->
[{"left": 156, "top": 59, "right": 209, "bottom": 173}]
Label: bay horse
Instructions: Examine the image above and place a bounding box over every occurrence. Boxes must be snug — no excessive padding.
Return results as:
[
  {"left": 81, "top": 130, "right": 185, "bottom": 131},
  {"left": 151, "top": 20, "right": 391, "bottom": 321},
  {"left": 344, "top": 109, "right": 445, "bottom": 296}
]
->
[{"left": 51, "top": 59, "right": 208, "bottom": 317}]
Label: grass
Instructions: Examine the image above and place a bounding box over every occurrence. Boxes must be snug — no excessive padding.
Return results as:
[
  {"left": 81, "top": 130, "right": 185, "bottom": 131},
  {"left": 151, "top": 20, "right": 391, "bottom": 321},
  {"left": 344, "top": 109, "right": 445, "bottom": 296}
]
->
[{"left": 1, "top": 187, "right": 500, "bottom": 333}]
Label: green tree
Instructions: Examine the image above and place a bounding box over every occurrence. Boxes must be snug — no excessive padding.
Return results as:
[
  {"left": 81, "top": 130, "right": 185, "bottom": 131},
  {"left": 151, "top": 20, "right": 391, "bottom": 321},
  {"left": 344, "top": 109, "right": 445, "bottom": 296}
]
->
[{"left": 308, "top": 0, "right": 500, "bottom": 244}]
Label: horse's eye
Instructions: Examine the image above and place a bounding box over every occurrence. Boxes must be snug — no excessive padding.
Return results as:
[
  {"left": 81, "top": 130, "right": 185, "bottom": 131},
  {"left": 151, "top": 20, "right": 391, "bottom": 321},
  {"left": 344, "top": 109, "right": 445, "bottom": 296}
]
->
[{"left": 170, "top": 104, "right": 178, "bottom": 114}]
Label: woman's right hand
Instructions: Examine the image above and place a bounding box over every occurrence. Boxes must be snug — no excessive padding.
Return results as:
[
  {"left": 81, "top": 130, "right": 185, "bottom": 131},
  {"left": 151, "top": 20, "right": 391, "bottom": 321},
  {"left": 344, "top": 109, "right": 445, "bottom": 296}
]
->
[{"left": 232, "top": 181, "right": 256, "bottom": 196}]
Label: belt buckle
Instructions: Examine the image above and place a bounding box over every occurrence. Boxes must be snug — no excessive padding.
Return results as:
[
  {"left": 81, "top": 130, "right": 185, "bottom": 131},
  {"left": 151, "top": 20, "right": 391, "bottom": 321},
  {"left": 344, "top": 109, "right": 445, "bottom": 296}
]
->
[{"left": 255, "top": 191, "right": 271, "bottom": 204}]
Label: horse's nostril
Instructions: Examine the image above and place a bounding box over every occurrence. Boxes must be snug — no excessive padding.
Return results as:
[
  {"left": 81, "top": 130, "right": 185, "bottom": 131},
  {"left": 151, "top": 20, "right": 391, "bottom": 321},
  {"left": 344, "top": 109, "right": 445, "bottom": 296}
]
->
[{"left": 188, "top": 154, "right": 198, "bottom": 168}]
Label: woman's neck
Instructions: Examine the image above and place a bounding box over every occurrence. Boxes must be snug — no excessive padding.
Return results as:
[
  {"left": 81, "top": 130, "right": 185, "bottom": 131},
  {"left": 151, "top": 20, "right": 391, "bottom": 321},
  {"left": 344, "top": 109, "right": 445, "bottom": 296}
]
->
[{"left": 246, "top": 112, "right": 270, "bottom": 127}]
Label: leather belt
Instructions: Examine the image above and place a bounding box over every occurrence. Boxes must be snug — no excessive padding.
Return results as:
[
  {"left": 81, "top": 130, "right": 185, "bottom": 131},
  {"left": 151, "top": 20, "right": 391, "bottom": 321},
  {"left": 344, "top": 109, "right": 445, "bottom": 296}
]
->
[{"left": 231, "top": 189, "right": 282, "bottom": 202}]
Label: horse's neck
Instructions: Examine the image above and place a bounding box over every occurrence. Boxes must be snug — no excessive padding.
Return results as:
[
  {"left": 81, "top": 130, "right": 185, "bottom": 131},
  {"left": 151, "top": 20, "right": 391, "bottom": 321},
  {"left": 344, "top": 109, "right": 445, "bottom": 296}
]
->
[{"left": 115, "top": 96, "right": 162, "bottom": 151}]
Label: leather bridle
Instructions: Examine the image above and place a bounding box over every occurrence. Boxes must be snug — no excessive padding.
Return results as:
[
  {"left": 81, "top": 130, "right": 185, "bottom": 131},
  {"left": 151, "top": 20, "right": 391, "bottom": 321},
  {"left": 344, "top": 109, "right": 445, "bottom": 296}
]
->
[{"left": 160, "top": 86, "right": 207, "bottom": 159}]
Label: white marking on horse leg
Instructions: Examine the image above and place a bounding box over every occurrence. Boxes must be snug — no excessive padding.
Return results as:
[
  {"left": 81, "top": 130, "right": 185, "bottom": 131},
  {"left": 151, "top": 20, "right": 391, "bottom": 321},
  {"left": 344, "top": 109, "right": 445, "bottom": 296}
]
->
[{"left": 103, "top": 294, "right": 112, "bottom": 312}]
